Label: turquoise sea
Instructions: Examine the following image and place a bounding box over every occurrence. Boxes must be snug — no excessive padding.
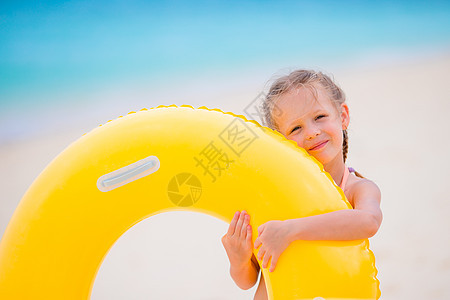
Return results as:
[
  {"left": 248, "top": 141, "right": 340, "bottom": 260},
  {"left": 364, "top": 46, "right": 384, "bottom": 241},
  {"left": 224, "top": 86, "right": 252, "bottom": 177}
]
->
[{"left": 1, "top": 0, "right": 450, "bottom": 141}]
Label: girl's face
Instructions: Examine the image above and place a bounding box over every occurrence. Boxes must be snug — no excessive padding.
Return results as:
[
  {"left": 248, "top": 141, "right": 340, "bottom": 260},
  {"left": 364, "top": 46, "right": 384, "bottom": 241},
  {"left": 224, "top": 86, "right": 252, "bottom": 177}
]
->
[{"left": 273, "top": 84, "right": 349, "bottom": 166}]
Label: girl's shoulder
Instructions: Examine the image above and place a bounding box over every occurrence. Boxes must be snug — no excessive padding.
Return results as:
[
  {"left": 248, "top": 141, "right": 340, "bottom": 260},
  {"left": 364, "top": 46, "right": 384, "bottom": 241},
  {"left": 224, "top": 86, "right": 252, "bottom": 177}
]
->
[{"left": 345, "top": 173, "right": 381, "bottom": 208}]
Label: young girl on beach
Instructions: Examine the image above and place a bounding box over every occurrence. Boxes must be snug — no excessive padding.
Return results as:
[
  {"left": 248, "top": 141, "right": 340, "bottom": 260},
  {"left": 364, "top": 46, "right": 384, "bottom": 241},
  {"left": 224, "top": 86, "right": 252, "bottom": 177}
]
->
[{"left": 221, "top": 70, "right": 383, "bottom": 299}]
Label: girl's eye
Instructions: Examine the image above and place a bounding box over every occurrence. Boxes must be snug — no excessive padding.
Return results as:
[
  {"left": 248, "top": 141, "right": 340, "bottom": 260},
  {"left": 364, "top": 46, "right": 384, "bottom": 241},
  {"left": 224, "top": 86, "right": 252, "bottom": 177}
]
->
[
  {"left": 290, "top": 126, "right": 301, "bottom": 134},
  {"left": 316, "top": 114, "right": 327, "bottom": 120}
]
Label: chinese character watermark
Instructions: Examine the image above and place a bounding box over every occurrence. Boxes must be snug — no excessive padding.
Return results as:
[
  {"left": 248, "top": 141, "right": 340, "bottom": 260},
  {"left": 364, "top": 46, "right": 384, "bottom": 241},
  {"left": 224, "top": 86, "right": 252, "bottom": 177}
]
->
[
  {"left": 243, "top": 91, "right": 283, "bottom": 127},
  {"left": 219, "top": 118, "right": 258, "bottom": 156},
  {"left": 194, "top": 141, "right": 235, "bottom": 182}
]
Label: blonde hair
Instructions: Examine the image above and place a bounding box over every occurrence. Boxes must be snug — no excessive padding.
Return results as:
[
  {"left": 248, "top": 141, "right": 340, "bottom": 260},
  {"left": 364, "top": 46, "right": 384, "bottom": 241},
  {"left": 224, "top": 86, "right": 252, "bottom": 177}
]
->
[{"left": 261, "top": 69, "right": 364, "bottom": 178}]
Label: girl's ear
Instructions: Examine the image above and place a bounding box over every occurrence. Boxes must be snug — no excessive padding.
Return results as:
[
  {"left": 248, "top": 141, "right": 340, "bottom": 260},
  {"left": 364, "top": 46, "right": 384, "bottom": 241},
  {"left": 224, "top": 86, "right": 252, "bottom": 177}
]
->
[{"left": 340, "top": 103, "right": 350, "bottom": 130}]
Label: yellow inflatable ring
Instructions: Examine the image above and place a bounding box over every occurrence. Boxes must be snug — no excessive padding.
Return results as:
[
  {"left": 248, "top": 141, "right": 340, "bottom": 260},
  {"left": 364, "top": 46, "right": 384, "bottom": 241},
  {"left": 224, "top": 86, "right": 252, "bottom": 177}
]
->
[{"left": 0, "top": 105, "right": 380, "bottom": 299}]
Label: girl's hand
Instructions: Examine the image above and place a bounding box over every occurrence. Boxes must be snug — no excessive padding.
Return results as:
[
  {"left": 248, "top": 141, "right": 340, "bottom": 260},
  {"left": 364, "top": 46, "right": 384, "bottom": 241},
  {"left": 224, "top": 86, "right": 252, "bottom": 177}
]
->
[
  {"left": 221, "top": 211, "right": 253, "bottom": 268},
  {"left": 254, "top": 220, "right": 293, "bottom": 272}
]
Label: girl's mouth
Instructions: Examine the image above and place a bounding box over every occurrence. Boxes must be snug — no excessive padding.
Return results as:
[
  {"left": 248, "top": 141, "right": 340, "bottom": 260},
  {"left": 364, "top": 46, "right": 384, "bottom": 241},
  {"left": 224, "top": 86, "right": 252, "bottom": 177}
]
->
[{"left": 309, "top": 141, "right": 328, "bottom": 151}]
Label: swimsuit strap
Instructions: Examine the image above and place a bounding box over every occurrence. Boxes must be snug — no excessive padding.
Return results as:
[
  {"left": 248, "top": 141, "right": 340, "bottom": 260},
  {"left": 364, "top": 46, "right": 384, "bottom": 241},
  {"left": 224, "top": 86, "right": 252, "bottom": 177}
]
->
[{"left": 339, "top": 166, "right": 352, "bottom": 190}]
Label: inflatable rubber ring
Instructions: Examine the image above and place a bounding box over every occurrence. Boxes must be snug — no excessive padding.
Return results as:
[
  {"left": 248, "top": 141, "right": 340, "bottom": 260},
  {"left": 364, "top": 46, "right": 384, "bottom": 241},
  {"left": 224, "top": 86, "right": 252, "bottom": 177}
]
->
[{"left": 0, "top": 105, "right": 380, "bottom": 299}]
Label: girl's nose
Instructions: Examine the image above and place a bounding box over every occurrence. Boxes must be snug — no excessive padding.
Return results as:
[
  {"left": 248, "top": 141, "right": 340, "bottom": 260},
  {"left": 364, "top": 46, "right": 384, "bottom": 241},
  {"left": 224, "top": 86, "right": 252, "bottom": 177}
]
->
[{"left": 305, "top": 125, "right": 320, "bottom": 140}]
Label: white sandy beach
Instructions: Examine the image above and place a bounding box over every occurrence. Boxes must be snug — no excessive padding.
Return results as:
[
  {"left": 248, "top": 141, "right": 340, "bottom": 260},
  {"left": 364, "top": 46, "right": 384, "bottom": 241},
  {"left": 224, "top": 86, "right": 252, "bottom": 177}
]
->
[{"left": 1, "top": 52, "right": 450, "bottom": 299}]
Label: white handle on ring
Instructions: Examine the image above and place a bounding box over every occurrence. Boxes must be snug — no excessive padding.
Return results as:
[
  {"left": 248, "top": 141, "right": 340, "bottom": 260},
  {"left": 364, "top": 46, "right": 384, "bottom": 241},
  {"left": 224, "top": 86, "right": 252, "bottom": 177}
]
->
[{"left": 97, "top": 155, "right": 160, "bottom": 192}]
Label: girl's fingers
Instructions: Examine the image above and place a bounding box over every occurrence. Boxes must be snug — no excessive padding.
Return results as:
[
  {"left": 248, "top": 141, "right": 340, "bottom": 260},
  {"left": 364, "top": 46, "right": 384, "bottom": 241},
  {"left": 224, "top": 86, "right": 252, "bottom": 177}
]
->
[
  {"left": 262, "top": 252, "right": 271, "bottom": 269},
  {"left": 240, "top": 214, "right": 250, "bottom": 237},
  {"left": 234, "top": 211, "right": 246, "bottom": 237},
  {"left": 226, "top": 211, "right": 240, "bottom": 236},
  {"left": 257, "top": 224, "right": 265, "bottom": 235},
  {"left": 269, "top": 255, "right": 279, "bottom": 272},
  {"left": 254, "top": 237, "right": 261, "bottom": 249},
  {"left": 245, "top": 225, "right": 252, "bottom": 245},
  {"left": 256, "top": 247, "right": 266, "bottom": 261}
]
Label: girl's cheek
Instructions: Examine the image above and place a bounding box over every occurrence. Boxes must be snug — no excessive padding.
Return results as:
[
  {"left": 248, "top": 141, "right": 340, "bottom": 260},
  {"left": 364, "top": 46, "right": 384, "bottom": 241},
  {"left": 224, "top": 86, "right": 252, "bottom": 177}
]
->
[
  {"left": 286, "top": 132, "right": 305, "bottom": 148},
  {"left": 296, "top": 133, "right": 306, "bottom": 146},
  {"left": 293, "top": 137, "right": 304, "bottom": 148}
]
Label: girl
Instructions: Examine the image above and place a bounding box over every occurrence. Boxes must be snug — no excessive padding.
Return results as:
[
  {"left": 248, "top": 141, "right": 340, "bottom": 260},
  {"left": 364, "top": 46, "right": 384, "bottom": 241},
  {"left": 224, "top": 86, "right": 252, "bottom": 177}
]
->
[{"left": 221, "top": 70, "right": 382, "bottom": 299}]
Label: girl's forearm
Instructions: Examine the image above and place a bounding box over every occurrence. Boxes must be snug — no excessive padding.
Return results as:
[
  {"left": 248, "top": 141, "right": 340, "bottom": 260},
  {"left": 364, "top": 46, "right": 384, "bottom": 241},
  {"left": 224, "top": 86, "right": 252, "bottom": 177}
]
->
[
  {"left": 287, "top": 209, "right": 379, "bottom": 241},
  {"left": 229, "top": 260, "right": 259, "bottom": 290}
]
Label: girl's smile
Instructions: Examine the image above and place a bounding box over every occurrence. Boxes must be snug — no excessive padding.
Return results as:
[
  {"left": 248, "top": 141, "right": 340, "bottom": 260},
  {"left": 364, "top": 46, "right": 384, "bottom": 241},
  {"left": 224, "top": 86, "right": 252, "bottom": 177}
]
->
[
  {"left": 272, "top": 84, "right": 349, "bottom": 167},
  {"left": 308, "top": 140, "right": 328, "bottom": 151}
]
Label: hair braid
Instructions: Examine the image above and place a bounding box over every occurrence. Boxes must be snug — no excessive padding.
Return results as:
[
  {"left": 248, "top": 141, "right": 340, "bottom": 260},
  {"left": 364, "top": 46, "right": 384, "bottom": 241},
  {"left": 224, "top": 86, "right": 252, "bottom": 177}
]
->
[{"left": 342, "top": 130, "right": 348, "bottom": 163}]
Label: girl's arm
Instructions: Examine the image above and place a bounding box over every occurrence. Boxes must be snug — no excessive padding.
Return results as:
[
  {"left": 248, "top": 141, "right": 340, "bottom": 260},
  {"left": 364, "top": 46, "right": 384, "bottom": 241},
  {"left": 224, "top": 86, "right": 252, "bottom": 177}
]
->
[
  {"left": 289, "top": 179, "right": 382, "bottom": 240},
  {"left": 229, "top": 254, "right": 260, "bottom": 290},
  {"left": 254, "top": 179, "right": 382, "bottom": 272},
  {"left": 222, "top": 211, "right": 260, "bottom": 290}
]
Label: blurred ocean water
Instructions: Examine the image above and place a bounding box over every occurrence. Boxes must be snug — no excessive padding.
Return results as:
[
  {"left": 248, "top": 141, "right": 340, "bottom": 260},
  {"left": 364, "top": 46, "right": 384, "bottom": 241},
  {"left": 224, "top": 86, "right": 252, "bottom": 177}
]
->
[{"left": 1, "top": 0, "right": 450, "bottom": 141}]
